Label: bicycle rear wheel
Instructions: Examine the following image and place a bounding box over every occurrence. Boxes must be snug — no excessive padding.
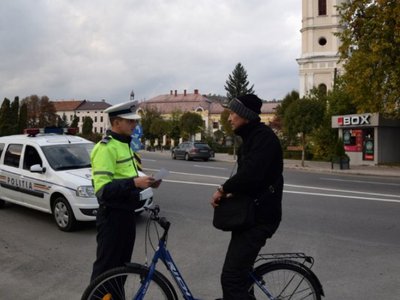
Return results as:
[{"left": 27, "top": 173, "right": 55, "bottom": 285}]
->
[
  {"left": 251, "top": 261, "right": 322, "bottom": 300},
  {"left": 81, "top": 265, "right": 177, "bottom": 300}
]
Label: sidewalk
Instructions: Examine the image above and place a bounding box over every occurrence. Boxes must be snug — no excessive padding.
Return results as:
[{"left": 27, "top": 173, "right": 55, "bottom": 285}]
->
[{"left": 213, "top": 153, "right": 400, "bottom": 178}]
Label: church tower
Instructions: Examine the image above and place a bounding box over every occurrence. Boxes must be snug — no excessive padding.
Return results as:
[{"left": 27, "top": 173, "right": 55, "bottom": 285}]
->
[{"left": 297, "top": 0, "right": 346, "bottom": 97}]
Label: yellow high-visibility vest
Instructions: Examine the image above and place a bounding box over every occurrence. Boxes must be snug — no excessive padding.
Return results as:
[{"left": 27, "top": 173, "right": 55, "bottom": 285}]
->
[{"left": 91, "top": 136, "right": 138, "bottom": 194}]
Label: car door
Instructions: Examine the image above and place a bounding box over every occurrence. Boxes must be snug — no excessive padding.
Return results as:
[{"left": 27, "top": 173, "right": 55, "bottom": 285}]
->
[
  {"left": 19, "top": 144, "right": 50, "bottom": 209},
  {"left": 175, "top": 143, "right": 186, "bottom": 159},
  {"left": 0, "top": 143, "right": 24, "bottom": 203}
]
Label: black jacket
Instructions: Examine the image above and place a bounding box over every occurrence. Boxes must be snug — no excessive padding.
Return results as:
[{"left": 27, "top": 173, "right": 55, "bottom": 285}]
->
[{"left": 222, "top": 121, "right": 283, "bottom": 232}]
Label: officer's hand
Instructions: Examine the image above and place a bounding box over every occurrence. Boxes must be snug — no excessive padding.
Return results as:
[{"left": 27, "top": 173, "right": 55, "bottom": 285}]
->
[
  {"left": 134, "top": 176, "right": 156, "bottom": 189},
  {"left": 151, "top": 179, "right": 162, "bottom": 188}
]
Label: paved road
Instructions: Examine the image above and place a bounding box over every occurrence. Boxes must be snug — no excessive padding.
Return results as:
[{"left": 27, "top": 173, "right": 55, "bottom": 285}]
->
[{"left": 0, "top": 152, "right": 399, "bottom": 299}]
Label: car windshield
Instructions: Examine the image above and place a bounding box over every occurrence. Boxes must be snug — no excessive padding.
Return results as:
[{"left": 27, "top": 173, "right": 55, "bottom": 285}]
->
[{"left": 41, "top": 143, "right": 94, "bottom": 171}]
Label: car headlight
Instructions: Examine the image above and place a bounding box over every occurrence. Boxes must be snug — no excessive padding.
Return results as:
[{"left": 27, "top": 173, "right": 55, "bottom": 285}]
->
[{"left": 76, "top": 186, "right": 95, "bottom": 198}]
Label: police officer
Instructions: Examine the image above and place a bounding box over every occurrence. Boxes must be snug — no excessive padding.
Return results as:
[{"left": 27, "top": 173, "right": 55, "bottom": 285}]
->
[{"left": 90, "top": 101, "right": 160, "bottom": 282}]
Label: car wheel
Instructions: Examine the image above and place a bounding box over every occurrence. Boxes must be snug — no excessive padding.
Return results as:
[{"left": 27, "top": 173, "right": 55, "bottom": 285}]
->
[
  {"left": 52, "top": 196, "right": 77, "bottom": 232},
  {"left": 0, "top": 199, "right": 6, "bottom": 208},
  {"left": 203, "top": 158, "right": 209, "bottom": 161}
]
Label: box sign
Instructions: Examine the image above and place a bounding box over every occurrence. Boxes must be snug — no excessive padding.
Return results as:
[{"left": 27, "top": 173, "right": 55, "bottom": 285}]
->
[{"left": 338, "top": 114, "right": 371, "bottom": 126}]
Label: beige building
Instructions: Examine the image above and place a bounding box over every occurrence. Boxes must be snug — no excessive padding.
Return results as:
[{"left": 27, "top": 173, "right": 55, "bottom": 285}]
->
[
  {"left": 138, "top": 89, "right": 279, "bottom": 144},
  {"left": 297, "top": 0, "right": 346, "bottom": 97}
]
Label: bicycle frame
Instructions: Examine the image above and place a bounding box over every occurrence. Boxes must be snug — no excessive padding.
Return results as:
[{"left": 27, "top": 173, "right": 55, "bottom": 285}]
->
[{"left": 134, "top": 236, "right": 199, "bottom": 300}]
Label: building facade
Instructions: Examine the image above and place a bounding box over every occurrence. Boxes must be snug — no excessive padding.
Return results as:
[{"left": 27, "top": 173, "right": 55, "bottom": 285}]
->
[
  {"left": 52, "top": 100, "right": 111, "bottom": 134},
  {"left": 138, "top": 89, "right": 279, "bottom": 146},
  {"left": 297, "top": 0, "right": 346, "bottom": 97}
]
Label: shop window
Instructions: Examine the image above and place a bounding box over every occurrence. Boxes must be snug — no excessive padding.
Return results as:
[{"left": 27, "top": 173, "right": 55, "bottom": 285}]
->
[{"left": 363, "top": 128, "right": 374, "bottom": 161}]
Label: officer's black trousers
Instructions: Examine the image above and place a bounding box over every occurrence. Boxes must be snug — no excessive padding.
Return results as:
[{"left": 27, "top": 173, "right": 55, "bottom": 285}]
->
[
  {"left": 221, "top": 224, "right": 272, "bottom": 300},
  {"left": 90, "top": 207, "right": 136, "bottom": 282}
]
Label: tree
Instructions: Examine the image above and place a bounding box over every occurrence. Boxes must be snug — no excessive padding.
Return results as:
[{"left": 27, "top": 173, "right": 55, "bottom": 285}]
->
[
  {"left": 0, "top": 98, "right": 13, "bottom": 136},
  {"left": 150, "top": 118, "right": 171, "bottom": 146},
  {"left": 70, "top": 114, "right": 79, "bottom": 128},
  {"left": 273, "top": 90, "right": 300, "bottom": 145},
  {"left": 140, "top": 108, "right": 163, "bottom": 146},
  {"left": 180, "top": 112, "right": 204, "bottom": 141},
  {"left": 82, "top": 116, "right": 93, "bottom": 135},
  {"left": 23, "top": 95, "right": 40, "bottom": 127},
  {"left": 337, "top": 0, "right": 400, "bottom": 117},
  {"left": 22, "top": 95, "right": 57, "bottom": 127},
  {"left": 18, "top": 102, "right": 28, "bottom": 133},
  {"left": 57, "top": 113, "right": 69, "bottom": 128},
  {"left": 220, "top": 109, "right": 233, "bottom": 137},
  {"left": 10, "top": 97, "right": 20, "bottom": 134},
  {"left": 38, "top": 96, "right": 57, "bottom": 127},
  {"left": 224, "top": 62, "right": 255, "bottom": 100},
  {"left": 284, "top": 97, "right": 325, "bottom": 166},
  {"left": 168, "top": 110, "right": 182, "bottom": 146}
]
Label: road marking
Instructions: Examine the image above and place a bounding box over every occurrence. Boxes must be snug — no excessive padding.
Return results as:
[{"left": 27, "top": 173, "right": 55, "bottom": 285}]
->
[
  {"left": 145, "top": 168, "right": 227, "bottom": 180},
  {"left": 161, "top": 179, "right": 400, "bottom": 204},
  {"left": 193, "top": 165, "right": 227, "bottom": 170},
  {"left": 286, "top": 184, "right": 400, "bottom": 199},
  {"left": 320, "top": 177, "right": 400, "bottom": 187},
  {"left": 163, "top": 179, "right": 219, "bottom": 187},
  {"left": 284, "top": 190, "right": 400, "bottom": 204}
]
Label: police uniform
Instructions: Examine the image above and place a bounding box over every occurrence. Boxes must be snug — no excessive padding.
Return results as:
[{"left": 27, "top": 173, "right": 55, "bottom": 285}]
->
[{"left": 90, "top": 101, "right": 142, "bottom": 282}]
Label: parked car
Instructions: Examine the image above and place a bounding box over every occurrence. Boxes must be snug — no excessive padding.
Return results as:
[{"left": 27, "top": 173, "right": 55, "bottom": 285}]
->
[
  {"left": 0, "top": 128, "right": 153, "bottom": 231},
  {"left": 171, "top": 141, "right": 214, "bottom": 161}
]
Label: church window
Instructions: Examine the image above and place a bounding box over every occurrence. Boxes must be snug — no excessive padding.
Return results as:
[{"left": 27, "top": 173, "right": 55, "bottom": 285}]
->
[
  {"left": 318, "top": 0, "right": 327, "bottom": 16},
  {"left": 318, "top": 37, "right": 327, "bottom": 46}
]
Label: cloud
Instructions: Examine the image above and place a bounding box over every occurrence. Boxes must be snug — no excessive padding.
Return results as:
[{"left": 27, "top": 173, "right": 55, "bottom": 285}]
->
[{"left": 0, "top": 0, "right": 301, "bottom": 103}]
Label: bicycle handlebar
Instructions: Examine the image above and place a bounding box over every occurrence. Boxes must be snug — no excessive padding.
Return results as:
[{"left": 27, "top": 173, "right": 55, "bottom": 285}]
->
[{"left": 145, "top": 205, "right": 170, "bottom": 231}]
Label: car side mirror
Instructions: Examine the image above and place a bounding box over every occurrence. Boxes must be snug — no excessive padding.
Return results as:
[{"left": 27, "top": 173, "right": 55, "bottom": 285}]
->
[{"left": 30, "top": 164, "right": 46, "bottom": 174}]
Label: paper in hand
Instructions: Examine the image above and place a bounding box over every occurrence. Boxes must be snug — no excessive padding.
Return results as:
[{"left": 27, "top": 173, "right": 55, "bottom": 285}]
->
[{"left": 153, "top": 168, "right": 169, "bottom": 181}]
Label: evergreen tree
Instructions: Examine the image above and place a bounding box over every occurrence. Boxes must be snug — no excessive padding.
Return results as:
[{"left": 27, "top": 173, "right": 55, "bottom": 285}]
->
[
  {"left": 0, "top": 98, "right": 13, "bottom": 136},
  {"left": 18, "top": 102, "right": 28, "bottom": 133},
  {"left": 82, "top": 116, "right": 93, "bottom": 135},
  {"left": 224, "top": 62, "right": 255, "bottom": 100},
  {"left": 70, "top": 114, "right": 79, "bottom": 128},
  {"left": 10, "top": 97, "right": 20, "bottom": 134}
]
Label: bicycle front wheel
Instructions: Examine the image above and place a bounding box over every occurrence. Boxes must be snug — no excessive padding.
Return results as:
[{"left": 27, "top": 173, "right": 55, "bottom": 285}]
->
[
  {"left": 252, "top": 261, "right": 322, "bottom": 300},
  {"left": 81, "top": 265, "right": 177, "bottom": 300}
]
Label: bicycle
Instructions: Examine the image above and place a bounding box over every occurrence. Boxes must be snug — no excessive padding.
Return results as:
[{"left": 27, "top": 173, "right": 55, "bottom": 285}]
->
[{"left": 82, "top": 205, "right": 324, "bottom": 300}]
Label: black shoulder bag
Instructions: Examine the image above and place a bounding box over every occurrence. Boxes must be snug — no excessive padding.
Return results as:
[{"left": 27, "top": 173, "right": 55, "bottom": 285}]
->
[{"left": 212, "top": 163, "right": 258, "bottom": 231}]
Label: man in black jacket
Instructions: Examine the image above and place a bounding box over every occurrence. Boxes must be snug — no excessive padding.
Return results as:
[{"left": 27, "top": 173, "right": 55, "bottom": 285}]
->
[{"left": 211, "top": 94, "right": 283, "bottom": 300}]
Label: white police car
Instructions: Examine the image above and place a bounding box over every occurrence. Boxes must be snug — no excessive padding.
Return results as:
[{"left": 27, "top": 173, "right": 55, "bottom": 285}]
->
[{"left": 0, "top": 128, "right": 153, "bottom": 231}]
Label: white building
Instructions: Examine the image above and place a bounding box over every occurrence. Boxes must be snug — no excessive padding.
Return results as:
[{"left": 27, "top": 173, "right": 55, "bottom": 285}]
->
[
  {"left": 52, "top": 100, "right": 111, "bottom": 134},
  {"left": 297, "top": 0, "right": 346, "bottom": 97}
]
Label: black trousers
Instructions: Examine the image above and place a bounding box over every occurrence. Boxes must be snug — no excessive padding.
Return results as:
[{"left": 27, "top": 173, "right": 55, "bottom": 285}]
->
[
  {"left": 90, "top": 207, "right": 136, "bottom": 282},
  {"left": 221, "top": 224, "right": 273, "bottom": 300}
]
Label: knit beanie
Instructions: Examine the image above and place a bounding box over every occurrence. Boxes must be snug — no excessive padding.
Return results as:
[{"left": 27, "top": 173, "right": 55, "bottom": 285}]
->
[{"left": 225, "top": 94, "right": 262, "bottom": 121}]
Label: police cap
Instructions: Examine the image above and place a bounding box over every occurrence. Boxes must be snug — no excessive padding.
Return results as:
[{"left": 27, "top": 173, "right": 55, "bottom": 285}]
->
[{"left": 104, "top": 101, "right": 141, "bottom": 120}]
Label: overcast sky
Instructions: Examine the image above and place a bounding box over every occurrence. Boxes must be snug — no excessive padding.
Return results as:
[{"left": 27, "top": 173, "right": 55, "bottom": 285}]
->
[{"left": 0, "top": 0, "right": 301, "bottom": 104}]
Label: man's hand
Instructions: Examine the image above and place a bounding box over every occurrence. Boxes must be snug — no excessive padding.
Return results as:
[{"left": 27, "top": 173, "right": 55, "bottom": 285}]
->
[
  {"left": 134, "top": 176, "right": 156, "bottom": 189},
  {"left": 210, "top": 189, "right": 224, "bottom": 208}
]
